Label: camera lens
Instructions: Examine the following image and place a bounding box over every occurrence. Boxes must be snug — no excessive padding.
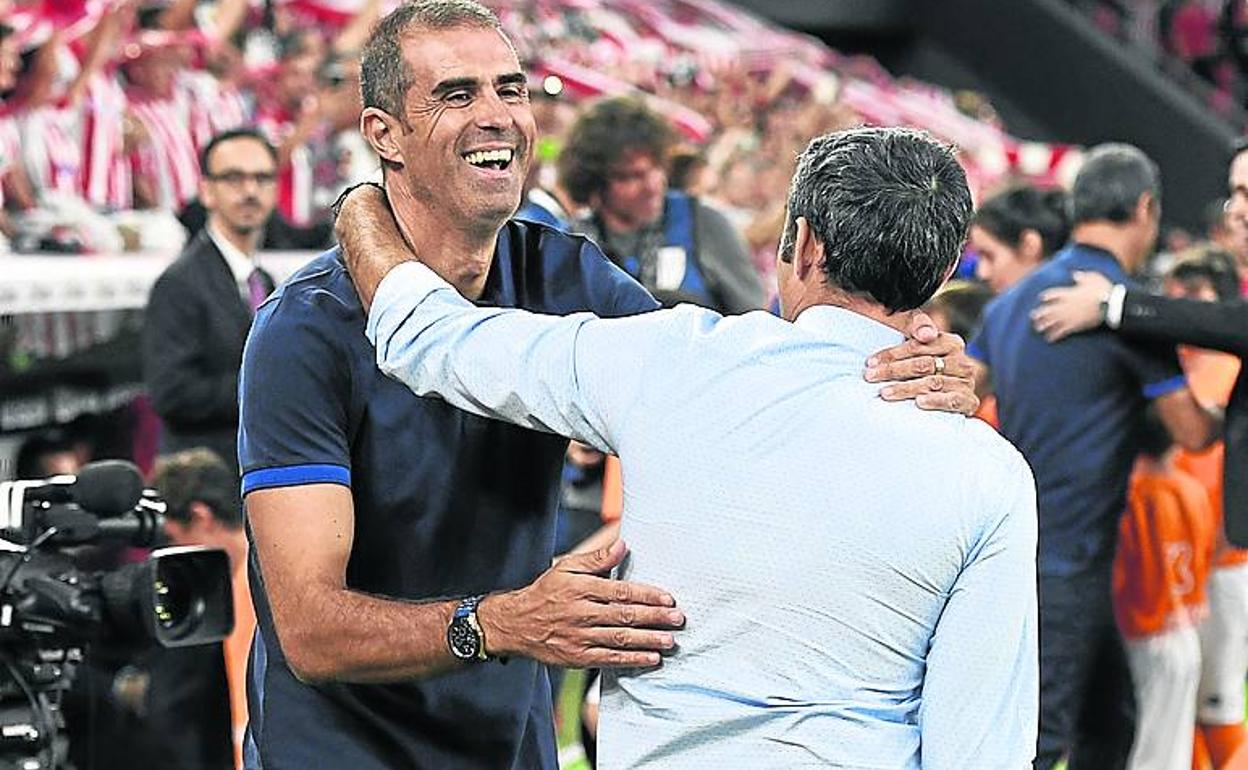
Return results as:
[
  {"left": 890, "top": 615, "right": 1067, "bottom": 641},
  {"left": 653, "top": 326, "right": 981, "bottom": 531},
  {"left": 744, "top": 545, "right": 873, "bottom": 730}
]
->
[{"left": 152, "top": 560, "right": 206, "bottom": 639}]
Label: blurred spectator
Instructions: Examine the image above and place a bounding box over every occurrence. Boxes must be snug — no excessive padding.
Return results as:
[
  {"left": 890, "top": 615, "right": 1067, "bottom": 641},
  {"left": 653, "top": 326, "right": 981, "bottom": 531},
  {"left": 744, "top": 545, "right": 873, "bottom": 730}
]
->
[
  {"left": 969, "top": 184, "right": 1071, "bottom": 294},
  {"left": 142, "top": 129, "right": 278, "bottom": 474},
  {"left": 148, "top": 447, "right": 253, "bottom": 770},
  {"left": 668, "top": 146, "right": 709, "bottom": 197},
  {"left": 558, "top": 96, "right": 764, "bottom": 313},
  {"left": 14, "top": 427, "right": 82, "bottom": 478},
  {"left": 970, "top": 143, "right": 1221, "bottom": 770},
  {"left": 924, "top": 280, "right": 995, "bottom": 341},
  {"left": 254, "top": 29, "right": 327, "bottom": 226},
  {"left": 123, "top": 34, "right": 201, "bottom": 211}
]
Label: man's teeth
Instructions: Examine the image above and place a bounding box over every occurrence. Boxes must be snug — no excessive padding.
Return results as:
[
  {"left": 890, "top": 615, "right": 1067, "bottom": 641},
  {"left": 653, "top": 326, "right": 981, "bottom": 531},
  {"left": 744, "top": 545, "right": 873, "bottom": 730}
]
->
[{"left": 464, "top": 149, "right": 513, "bottom": 166}]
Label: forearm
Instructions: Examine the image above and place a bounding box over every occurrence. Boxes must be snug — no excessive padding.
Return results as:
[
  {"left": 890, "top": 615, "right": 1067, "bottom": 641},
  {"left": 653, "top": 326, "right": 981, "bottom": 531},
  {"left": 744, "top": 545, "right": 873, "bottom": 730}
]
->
[
  {"left": 1120, "top": 291, "right": 1248, "bottom": 358},
  {"left": 333, "top": 184, "right": 413, "bottom": 310},
  {"left": 368, "top": 271, "right": 614, "bottom": 451},
  {"left": 157, "top": 0, "right": 199, "bottom": 30},
  {"left": 275, "top": 587, "right": 465, "bottom": 683}
]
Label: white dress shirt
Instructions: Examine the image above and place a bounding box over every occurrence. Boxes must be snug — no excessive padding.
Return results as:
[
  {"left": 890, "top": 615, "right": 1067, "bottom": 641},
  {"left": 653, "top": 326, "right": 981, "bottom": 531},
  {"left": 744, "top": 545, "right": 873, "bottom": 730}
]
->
[
  {"left": 366, "top": 262, "right": 1039, "bottom": 770},
  {"left": 206, "top": 223, "right": 257, "bottom": 303}
]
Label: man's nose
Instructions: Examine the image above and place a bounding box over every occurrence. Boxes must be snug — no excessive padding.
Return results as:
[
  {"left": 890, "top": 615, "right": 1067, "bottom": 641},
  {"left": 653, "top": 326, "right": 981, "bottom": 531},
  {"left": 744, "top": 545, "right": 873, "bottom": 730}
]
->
[{"left": 474, "top": 91, "right": 514, "bottom": 130}]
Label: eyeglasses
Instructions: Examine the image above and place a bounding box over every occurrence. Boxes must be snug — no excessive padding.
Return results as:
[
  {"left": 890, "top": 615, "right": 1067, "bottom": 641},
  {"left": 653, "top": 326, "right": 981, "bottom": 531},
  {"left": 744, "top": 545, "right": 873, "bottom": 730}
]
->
[{"left": 205, "top": 171, "right": 278, "bottom": 187}]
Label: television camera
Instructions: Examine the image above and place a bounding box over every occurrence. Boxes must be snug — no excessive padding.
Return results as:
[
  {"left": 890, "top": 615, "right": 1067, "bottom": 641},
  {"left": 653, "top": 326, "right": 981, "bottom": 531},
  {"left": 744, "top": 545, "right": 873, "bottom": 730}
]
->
[{"left": 0, "top": 460, "right": 233, "bottom": 769}]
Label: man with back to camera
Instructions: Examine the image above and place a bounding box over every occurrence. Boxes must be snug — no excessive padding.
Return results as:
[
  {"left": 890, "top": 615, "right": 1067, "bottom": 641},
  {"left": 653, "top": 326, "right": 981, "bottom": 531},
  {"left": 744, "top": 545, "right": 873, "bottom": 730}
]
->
[
  {"left": 238, "top": 3, "right": 985, "bottom": 768},
  {"left": 968, "top": 143, "right": 1222, "bottom": 770},
  {"left": 337, "top": 126, "right": 1039, "bottom": 769},
  {"left": 143, "top": 129, "right": 278, "bottom": 475}
]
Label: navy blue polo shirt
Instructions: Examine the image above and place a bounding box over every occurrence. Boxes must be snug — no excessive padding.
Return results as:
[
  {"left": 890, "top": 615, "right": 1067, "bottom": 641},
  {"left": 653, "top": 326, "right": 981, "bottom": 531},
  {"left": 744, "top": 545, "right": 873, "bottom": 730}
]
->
[
  {"left": 968, "top": 243, "right": 1186, "bottom": 578},
  {"left": 237, "top": 220, "right": 658, "bottom": 770}
]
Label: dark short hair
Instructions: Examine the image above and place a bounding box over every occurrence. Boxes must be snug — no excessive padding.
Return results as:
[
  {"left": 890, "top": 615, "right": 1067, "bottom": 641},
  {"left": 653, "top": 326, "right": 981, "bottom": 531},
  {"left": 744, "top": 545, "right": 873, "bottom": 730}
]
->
[
  {"left": 973, "top": 184, "right": 1070, "bottom": 257},
  {"left": 558, "top": 96, "right": 677, "bottom": 206},
  {"left": 15, "top": 430, "right": 75, "bottom": 479},
  {"left": 151, "top": 448, "right": 243, "bottom": 530},
  {"left": 199, "top": 129, "right": 277, "bottom": 176},
  {"left": 1071, "top": 143, "right": 1160, "bottom": 225},
  {"left": 779, "top": 127, "right": 973, "bottom": 313},
  {"left": 359, "top": 0, "right": 503, "bottom": 119},
  {"left": 1168, "top": 248, "right": 1241, "bottom": 302},
  {"left": 1232, "top": 135, "right": 1248, "bottom": 166}
]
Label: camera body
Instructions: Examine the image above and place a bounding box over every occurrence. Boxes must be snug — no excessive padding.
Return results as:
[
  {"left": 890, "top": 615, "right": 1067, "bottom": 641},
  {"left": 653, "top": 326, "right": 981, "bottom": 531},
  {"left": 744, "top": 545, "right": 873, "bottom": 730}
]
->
[{"left": 0, "top": 461, "right": 233, "bottom": 768}]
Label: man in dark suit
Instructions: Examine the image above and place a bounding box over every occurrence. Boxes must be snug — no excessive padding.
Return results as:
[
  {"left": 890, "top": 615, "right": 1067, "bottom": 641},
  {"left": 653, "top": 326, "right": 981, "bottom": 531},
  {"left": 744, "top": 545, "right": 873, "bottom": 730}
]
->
[
  {"left": 1031, "top": 144, "right": 1248, "bottom": 548},
  {"left": 143, "top": 129, "right": 279, "bottom": 474}
]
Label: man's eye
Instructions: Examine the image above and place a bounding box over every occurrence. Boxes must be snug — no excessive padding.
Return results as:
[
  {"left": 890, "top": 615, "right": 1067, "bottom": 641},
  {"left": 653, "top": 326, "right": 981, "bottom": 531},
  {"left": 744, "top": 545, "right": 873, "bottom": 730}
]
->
[
  {"left": 499, "top": 85, "right": 528, "bottom": 101},
  {"left": 446, "top": 91, "right": 473, "bottom": 105}
]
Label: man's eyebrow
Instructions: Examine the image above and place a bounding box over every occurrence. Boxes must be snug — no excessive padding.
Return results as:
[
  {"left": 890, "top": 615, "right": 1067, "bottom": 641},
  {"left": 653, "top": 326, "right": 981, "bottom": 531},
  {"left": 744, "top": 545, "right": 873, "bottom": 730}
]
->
[
  {"left": 496, "top": 72, "right": 526, "bottom": 87},
  {"left": 431, "top": 77, "right": 481, "bottom": 97}
]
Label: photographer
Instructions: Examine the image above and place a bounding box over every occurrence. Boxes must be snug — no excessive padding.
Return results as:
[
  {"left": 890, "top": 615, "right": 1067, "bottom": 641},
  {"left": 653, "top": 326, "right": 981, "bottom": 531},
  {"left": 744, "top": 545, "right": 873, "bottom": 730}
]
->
[{"left": 142, "top": 448, "right": 252, "bottom": 770}]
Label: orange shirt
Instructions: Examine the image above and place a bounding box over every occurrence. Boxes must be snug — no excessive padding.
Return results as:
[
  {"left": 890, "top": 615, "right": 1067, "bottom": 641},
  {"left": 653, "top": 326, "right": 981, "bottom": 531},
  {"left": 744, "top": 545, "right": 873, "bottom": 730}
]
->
[
  {"left": 1113, "top": 462, "right": 1216, "bottom": 639},
  {"left": 974, "top": 395, "right": 1000, "bottom": 430},
  {"left": 223, "top": 556, "right": 258, "bottom": 770},
  {"left": 1177, "top": 347, "right": 1245, "bottom": 568},
  {"left": 601, "top": 455, "right": 623, "bottom": 524}
]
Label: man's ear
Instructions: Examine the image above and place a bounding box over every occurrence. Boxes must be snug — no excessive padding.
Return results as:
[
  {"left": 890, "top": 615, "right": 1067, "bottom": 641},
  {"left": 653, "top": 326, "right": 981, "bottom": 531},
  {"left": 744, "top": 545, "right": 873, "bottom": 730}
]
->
[
  {"left": 188, "top": 501, "right": 218, "bottom": 533},
  {"left": 361, "top": 107, "right": 404, "bottom": 167},
  {"left": 1135, "top": 191, "right": 1156, "bottom": 223},
  {"left": 792, "top": 217, "right": 824, "bottom": 282},
  {"left": 1019, "top": 228, "right": 1044, "bottom": 263}
]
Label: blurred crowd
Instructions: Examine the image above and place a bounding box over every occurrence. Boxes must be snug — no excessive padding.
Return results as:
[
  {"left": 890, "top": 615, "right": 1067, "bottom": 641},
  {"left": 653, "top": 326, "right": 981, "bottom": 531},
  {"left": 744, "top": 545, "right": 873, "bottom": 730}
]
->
[
  {"left": 1072, "top": 0, "right": 1248, "bottom": 119},
  {"left": 0, "top": 0, "right": 1062, "bottom": 263}
]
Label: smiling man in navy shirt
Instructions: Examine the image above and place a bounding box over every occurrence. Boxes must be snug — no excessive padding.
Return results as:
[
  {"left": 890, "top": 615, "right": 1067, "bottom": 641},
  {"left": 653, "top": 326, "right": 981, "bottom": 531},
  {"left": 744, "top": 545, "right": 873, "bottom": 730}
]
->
[
  {"left": 969, "top": 143, "right": 1221, "bottom": 770},
  {"left": 237, "top": 2, "right": 983, "bottom": 769}
]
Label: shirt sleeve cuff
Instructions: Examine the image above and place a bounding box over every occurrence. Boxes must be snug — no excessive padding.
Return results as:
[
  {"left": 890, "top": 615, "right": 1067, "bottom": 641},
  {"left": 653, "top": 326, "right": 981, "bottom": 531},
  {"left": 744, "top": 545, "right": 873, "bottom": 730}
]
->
[
  {"left": 1142, "top": 374, "right": 1188, "bottom": 400},
  {"left": 1105, "top": 284, "right": 1127, "bottom": 329},
  {"left": 365, "top": 261, "right": 452, "bottom": 346}
]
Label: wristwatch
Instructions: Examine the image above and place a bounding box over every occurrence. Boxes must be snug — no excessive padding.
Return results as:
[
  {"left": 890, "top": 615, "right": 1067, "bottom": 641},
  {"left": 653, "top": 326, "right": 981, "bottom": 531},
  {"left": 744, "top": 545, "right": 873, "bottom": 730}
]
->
[{"left": 447, "top": 595, "right": 491, "bottom": 662}]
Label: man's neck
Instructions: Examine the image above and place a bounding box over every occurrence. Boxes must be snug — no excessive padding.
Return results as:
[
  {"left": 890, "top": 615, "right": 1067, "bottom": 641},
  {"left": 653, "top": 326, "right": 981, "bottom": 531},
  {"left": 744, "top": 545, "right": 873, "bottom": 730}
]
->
[
  {"left": 1070, "top": 223, "right": 1134, "bottom": 270},
  {"left": 790, "top": 289, "right": 914, "bottom": 334},
  {"left": 208, "top": 217, "right": 261, "bottom": 258},
  {"left": 386, "top": 178, "right": 499, "bottom": 300}
]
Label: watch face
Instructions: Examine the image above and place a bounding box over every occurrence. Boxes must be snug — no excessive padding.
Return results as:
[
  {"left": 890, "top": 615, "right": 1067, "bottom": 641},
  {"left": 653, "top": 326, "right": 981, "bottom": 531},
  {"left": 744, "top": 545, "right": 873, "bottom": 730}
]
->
[{"left": 448, "top": 618, "right": 481, "bottom": 660}]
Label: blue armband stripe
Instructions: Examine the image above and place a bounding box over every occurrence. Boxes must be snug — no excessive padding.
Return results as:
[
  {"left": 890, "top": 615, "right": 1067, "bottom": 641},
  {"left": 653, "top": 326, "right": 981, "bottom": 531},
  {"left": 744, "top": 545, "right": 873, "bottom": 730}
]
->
[
  {"left": 242, "top": 464, "right": 351, "bottom": 495},
  {"left": 1142, "top": 374, "right": 1187, "bottom": 400}
]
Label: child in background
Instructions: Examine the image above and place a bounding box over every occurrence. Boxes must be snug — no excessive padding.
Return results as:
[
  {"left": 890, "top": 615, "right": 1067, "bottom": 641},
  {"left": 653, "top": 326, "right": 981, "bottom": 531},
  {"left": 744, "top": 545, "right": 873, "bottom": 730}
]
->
[{"left": 1114, "top": 409, "right": 1216, "bottom": 770}]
